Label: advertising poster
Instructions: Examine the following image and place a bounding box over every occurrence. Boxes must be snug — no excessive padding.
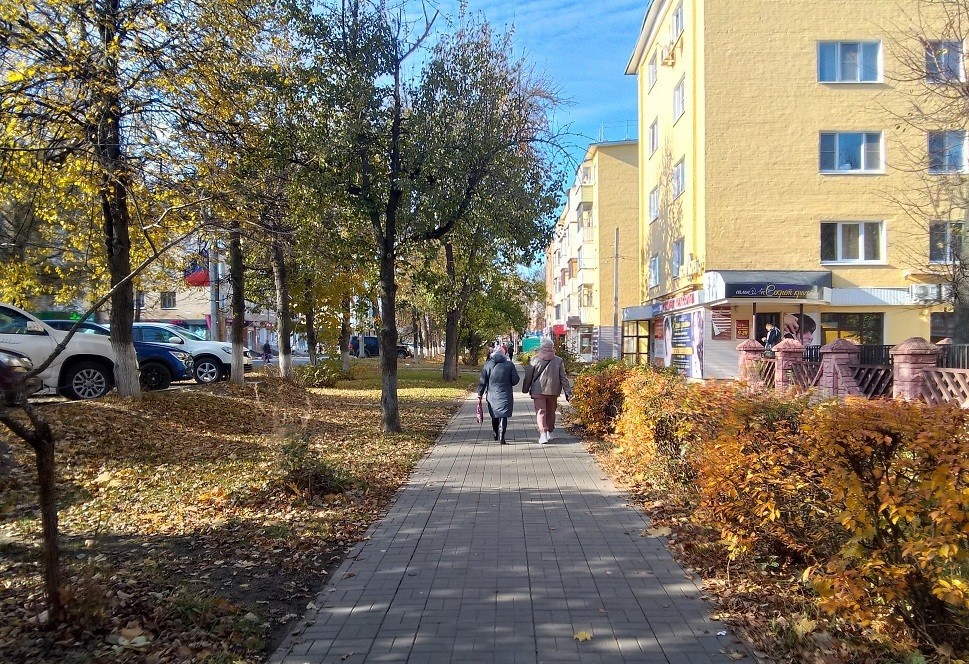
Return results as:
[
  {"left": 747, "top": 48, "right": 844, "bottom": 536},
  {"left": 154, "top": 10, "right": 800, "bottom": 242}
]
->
[
  {"left": 711, "top": 306, "right": 732, "bottom": 340},
  {"left": 782, "top": 312, "right": 819, "bottom": 345},
  {"left": 736, "top": 319, "right": 750, "bottom": 339},
  {"left": 667, "top": 311, "right": 703, "bottom": 379}
]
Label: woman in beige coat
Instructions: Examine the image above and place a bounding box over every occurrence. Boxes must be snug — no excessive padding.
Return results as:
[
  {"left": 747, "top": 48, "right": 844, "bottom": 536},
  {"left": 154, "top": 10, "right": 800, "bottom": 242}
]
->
[{"left": 527, "top": 337, "right": 572, "bottom": 444}]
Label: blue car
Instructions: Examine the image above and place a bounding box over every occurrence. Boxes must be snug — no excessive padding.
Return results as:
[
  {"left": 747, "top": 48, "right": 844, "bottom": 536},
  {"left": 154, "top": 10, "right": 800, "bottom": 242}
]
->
[{"left": 44, "top": 320, "right": 194, "bottom": 391}]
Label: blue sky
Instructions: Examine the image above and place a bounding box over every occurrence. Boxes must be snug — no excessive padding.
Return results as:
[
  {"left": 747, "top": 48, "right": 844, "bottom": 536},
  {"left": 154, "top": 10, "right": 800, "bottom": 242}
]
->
[{"left": 430, "top": 1, "right": 647, "bottom": 170}]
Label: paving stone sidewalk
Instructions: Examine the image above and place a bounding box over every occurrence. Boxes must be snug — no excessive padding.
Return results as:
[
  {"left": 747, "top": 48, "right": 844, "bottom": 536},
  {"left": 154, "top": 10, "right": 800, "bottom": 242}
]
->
[{"left": 271, "top": 390, "right": 743, "bottom": 664}]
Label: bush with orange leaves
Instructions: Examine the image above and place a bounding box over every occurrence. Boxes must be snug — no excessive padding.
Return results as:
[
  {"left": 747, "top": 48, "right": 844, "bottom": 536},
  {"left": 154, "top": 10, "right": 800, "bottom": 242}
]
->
[
  {"left": 569, "top": 361, "right": 635, "bottom": 438},
  {"left": 802, "top": 399, "right": 969, "bottom": 651}
]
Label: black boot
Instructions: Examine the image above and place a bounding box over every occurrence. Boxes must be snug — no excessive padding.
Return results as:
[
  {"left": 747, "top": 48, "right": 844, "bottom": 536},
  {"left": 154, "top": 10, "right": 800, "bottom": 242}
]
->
[
  {"left": 492, "top": 418, "right": 500, "bottom": 441},
  {"left": 499, "top": 417, "right": 508, "bottom": 444}
]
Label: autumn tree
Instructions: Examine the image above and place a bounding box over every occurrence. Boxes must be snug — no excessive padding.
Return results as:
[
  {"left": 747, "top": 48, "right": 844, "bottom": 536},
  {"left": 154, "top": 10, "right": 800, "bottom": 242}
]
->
[
  {"left": 289, "top": 1, "right": 563, "bottom": 431},
  {"left": 883, "top": 0, "right": 969, "bottom": 342}
]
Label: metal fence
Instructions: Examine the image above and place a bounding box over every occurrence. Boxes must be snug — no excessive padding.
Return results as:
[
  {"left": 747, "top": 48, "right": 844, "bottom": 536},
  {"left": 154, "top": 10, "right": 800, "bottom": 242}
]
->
[
  {"left": 802, "top": 344, "right": 893, "bottom": 366},
  {"left": 938, "top": 344, "right": 969, "bottom": 369}
]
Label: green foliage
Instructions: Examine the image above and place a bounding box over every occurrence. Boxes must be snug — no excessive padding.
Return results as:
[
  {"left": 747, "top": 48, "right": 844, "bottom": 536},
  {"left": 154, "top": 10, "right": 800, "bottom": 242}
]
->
[{"left": 293, "top": 361, "right": 351, "bottom": 388}]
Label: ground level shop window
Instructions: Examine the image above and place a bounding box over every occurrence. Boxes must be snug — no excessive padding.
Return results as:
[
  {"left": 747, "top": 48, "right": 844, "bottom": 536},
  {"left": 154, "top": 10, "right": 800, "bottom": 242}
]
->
[
  {"left": 820, "top": 312, "right": 884, "bottom": 345},
  {"left": 622, "top": 321, "right": 650, "bottom": 365}
]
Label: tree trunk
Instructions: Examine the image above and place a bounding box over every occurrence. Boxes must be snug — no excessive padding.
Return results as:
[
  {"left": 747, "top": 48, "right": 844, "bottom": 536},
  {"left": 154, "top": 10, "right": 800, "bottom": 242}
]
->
[
  {"left": 378, "top": 246, "right": 401, "bottom": 433},
  {"left": 303, "top": 275, "right": 318, "bottom": 365},
  {"left": 412, "top": 307, "right": 420, "bottom": 366},
  {"left": 271, "top": 233, "right": 293, "bottom": 379},
  {"left": 443, "top": 309, "right": 460, "bottom": 381},
  {"left": 229, "top": 222, "right": 245, "bottom": 384},
  {"left": 34, "top": 427, "right": 62, "bottom": 623},
  {"left": 97, "top": 0, "right": 140, "bottom": 399},
  {"left": 340, "top": 296, "right": 351, "bottom": 374}
]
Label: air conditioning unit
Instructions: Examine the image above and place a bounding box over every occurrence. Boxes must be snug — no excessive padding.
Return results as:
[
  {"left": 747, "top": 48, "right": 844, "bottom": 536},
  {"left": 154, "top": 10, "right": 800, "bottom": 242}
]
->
[
  {"left": 910, "top": 283, "right": 941, "bottom": 304},
  {"left": 661, "top": 44, "right": 676, "bottom": 66}
]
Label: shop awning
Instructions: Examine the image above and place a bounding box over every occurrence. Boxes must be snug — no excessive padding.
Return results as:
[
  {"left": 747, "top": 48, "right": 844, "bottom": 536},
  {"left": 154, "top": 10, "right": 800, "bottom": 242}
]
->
[
  {"left": 704, "top": 270, "right": 831, "bottom": 304},
  {"left": 551, "top": 324, "right": 567, "bottom": 335}
]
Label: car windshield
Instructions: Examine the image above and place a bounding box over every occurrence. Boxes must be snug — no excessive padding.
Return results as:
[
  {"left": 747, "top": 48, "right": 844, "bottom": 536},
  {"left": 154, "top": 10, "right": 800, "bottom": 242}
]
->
[{"left": 170, "top": 327, "right": 205, "bottom": 341}]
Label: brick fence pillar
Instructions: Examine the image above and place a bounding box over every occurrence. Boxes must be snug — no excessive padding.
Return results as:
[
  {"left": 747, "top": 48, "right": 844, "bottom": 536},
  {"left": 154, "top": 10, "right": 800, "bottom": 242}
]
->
[
  {"left": 819, "top": 339, "right": 861, "bottom": 398},
  {"left": 773, "top": 338, "right": 805, "bottom": 392},
  {"left": 890, "top": 337, "right": 939, "bottom": 401},
  {"left": 737, "top": 339, "right": 765, "bottom": 384}
]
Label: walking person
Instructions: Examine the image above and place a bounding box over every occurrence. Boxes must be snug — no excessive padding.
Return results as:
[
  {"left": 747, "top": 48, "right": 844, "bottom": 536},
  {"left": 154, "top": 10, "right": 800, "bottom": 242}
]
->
[
  {"left": 262, "top": 340, "right": 272, "bottom": 362},
  {"left": 525, "top": 337, "right": 572, "bottom": 444},
  {"left": 477, "top": 346, "right": 520, "bottom": 445}
]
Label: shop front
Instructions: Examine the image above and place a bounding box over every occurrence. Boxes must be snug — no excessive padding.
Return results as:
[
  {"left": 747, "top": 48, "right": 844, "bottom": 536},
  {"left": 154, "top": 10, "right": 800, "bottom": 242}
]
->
[{"left": 621, "top": 305, "right": 652, "bottom": 365}]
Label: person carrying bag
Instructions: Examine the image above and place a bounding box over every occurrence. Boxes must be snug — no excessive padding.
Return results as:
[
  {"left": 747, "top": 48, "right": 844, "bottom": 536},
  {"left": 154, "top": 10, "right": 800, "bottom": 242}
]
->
[
  {"left": 477, "top": 346, "right": 519, "bottom": 445},
  {"left": 526, "top": 337, "right": 572, "bottom": 444}
]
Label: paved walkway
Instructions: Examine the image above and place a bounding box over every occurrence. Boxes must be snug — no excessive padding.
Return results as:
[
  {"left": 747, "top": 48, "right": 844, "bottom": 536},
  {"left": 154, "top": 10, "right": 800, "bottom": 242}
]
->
[{"left": 271, "top": 391, "right": 741, "bottom": 664}]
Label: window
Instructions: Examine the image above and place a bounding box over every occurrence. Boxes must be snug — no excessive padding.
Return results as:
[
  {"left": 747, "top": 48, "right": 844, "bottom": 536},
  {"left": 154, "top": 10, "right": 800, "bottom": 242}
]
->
[
  {"left": 160, "top": 291, "right": 177, "bottom": 309},
  {"left": 926, "top": 40, "right": 964, "bottom": 82},
  {"left": 648, "top": 51, "right": 658, "bottom": 89},
  {"left": 577, "top": 246, "right": 584, "bottom": 268},
  {"left": 649, "top": 254, "right": 660, "bottom": 288},
  {"left": 0, "top": 306, "right": 41, "bottom": 335},
  {"left": 818, "top": 41, "right": 880, "bottom": 82},
  {"left": 819, "top": 132, "right": 882, "bottom": 173},
  {"left": 928, "top": 131, "right": 967, "bottom": 173},
  {"left": 649, "top": 186, "right": 660, "bottom": 221},
  {"left": 134, "top": 291, "right": 145, "bottom": 309},
  {"left": 671, "top": 2, "right": 684, "bottom": 41},
  {"left": 931, "top": 312, "right": 954, "bottom": 343},
  {"left": 820, "top": 221, "right": 883, "bottom": 263},
  {"left": 672, "top": 159, "right": 685, "bottom": 198},
  {"left": 580, "top": 285, "right": 593, "bottom": 308},
  {"left": 673, "top": 78, "right": 685, "bottom": 120},
  {"left": 649, "top": 117, "right": 659, "bottom": 156},
  {"left": 136, "top": 326, "right": 179, "bottom": 344},
  {"left": 672, "top": 238, "right": 685, "bottom": 277},
  {"left": 580, "top": 165, "right": 594, "bottom": 184},
  {"left": 930, "top": 221, "right": 963, "bottom": 263},
  {"left": 554, "top": 304, "right": 561, "bottom": 321},
  {"left": 820, "top": 312, "right": 884, "bottom": 345}
]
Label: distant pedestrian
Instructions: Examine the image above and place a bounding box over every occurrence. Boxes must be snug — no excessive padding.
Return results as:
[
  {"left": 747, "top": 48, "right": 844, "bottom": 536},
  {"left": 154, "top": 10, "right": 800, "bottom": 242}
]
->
[
  {"left": 477, "top": 346, "right": 520, "bottom": 445},
  {"left": 761, "top": 322, "right": 781, "bottom": 352},
  {"left": 524, "top": 337, "right": 572, "bottom": 444},
  {"left": 262, "top": 341, "right": 272, "bottom": 362}
]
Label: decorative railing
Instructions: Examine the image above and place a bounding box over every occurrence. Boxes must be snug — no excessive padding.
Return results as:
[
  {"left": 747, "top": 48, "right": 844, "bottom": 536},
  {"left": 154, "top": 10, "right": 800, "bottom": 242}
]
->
[
  {"left": 850, "top": 364, "right": 894, "bottom": 399},
  {"left": 788, "top": 361, "right": 822, "bottom": 390},
  {"left": 938, "top": 344, "right": 969, "bottom": 369},
  {"left": 802, "top": 344, "right": 893, "bottom": 366},
  {"left": 921, "top": 368, "right": 969, "bottom": 406},
  {"left": 757, "top": 358, "right": 776, "bottom": 390}
]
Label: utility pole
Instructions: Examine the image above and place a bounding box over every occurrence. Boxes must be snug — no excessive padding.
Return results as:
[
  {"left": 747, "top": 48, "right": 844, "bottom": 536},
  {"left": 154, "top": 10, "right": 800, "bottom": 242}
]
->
[
  {"left": 209, "top": 240, "right": 221, "bottom": 342},
  {"left": 613, "top": 227, "right": 620, "bottom": 359}
]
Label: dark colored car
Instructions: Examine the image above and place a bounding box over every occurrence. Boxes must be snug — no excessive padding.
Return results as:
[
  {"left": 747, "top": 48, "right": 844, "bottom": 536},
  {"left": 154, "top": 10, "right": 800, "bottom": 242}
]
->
[
  {"left": 0, "top": 349, "right": 43, "bottom": 405},
  {"left": 45, "top": 320, "right": 194, "bottom": 391},
  {"left": 349, "top": 336, "right": 413, "bottom": 359}
]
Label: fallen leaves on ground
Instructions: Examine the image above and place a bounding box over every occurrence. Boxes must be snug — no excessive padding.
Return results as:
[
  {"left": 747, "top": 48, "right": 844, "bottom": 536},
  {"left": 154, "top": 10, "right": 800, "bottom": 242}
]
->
[{"left": 0, "top": 363, "right": 476, "bottom": 663}]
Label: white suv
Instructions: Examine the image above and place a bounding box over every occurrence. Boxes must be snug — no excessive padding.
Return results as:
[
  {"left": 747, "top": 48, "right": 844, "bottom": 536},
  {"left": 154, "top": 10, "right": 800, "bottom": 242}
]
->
[
  {"left": 131, "top": 323, "right": 252, "bottom": 383},
  {"left": 0, "top": 303, "right": 115, "bottom": 400}
]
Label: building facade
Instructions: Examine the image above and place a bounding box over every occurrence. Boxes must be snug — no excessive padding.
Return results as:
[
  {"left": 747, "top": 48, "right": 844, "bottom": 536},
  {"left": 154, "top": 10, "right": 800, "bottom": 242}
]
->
[
  {"left": 546, "top": 141, "right": 640, "bottom": 361},
  {"left": 623, "top": 0, "right": 959, "bottom": 376}
]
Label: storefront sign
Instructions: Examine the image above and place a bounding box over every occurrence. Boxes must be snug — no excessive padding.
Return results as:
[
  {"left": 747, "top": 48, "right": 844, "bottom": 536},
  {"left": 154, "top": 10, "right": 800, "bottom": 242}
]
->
[
  {"left": 651, "top": 291, "right": 701, "bottom": 318},
  {"left": 726, "top": 283, "right": 822, "bottom": 300},
  {"left": 711, "top": 307, "right": 731, "bottom": 340},
  {"left": 736, "top": 319, "right": 750, "bottom": 338}
]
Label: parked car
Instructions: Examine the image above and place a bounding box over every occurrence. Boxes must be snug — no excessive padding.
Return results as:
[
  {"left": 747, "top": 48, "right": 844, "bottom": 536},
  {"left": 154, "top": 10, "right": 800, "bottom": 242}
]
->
[
  {"left": 45, "top": 320, "right": 194, "bottom": 391},
  {"left": 131, "top": 322, "right": 253, "bottom": 383},
  {"left": 0, "top": 349, "right": 43, "bottom": 405},
  {"left": 349, "top": 335, "right": 413, "bottom": 359},
  {"left": 0, "top": 303, "right": 115, "bottom": 400}
]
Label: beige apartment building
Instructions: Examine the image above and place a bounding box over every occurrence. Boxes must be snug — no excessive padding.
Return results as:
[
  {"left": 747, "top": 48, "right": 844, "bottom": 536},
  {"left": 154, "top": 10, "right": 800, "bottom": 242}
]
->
[
  {"left": 623, "top": 0, "right": 959, "bottom": 376},
  {"left": 545, "top": 141, "right": 639, "bottom": 361}
]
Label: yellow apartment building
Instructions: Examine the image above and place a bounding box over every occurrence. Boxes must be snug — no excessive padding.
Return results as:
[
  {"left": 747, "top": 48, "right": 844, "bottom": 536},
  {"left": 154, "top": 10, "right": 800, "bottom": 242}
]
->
[
  {"left": 545, "top": 141, "right": 639, "bottom": 361},
  {"left": 622, "top": 0, "right": 960, "bottom": 377}
]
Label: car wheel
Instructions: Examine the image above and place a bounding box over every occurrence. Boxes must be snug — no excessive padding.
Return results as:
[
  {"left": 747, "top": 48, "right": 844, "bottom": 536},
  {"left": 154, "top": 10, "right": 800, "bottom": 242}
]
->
[
  {"left": 194, "top": 356, "right": 224, "bottom": 384},
  {"left": 61, "top": 361, "right": 112, "bottom": 400},
  {"left": 397, "top": 349, "right": 407, "bottom": 359},
  {"left": 140, "top": 362, "right": 172, "bottom": 391}
]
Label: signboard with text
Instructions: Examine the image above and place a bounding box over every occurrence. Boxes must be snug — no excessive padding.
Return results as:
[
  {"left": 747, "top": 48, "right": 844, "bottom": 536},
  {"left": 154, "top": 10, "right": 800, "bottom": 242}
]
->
[
  {"left": 726, "top": 283, "right": 823, "bottom": 300},
  {"left": 736, "top": 319, "right": 750, "bottom": 339}
]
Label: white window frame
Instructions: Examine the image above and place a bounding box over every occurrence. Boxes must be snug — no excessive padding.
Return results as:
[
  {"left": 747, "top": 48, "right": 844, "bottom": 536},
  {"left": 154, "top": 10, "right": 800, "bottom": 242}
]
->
[
  {"left": 671, "top": 2, "right": 684, "bottom": 43},
  {"left": 929, "top": 220, "right": 963, "bottom": 263},
  {"left": 820, "top": 221, "right": 885, "bottom": 264},
  {"left": 925, "top": 40, "right": 965, "bottom": 83},
  {"left": 672, "top": 159, "right": 685, "bottom": 198},
  {"left": 649, "top": 254, "right": 660, "bottom": 288},
  {"left": 649, "top": 186, "right": 660, "bottom": 222},
  {"left": 928, "top": 130, "right": 968, "bottom": 173},
  {"left": 673, "top": 78, "right": 685, "bottom": 122},
  {"left": 648, "top": 51, "right": 658, "bottom": 90},
  {"left": 819, "top": 131, "right": 884, "bottom": 174},
  {"left": 817, "top": 41, "right": 882, "bottom": 83},
  {"left": 672, "top": 238, "right": 685, "bottom": 278},
  {"left": 649, "top": 117, "right": 659, "bottom": 156}
]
